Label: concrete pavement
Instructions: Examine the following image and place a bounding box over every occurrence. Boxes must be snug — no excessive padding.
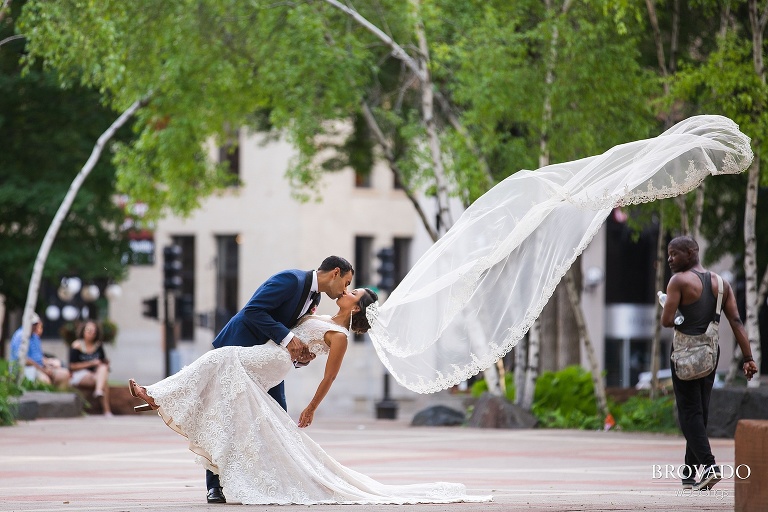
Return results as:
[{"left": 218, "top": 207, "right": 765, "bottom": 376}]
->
[{"left": 0, "top": 414, "right": 736, "bottom": 511}]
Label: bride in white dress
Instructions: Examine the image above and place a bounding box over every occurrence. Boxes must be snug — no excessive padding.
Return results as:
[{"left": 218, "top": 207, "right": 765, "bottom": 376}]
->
[{"left": 129, "top": 288, "right": 491, "bottom": 505}]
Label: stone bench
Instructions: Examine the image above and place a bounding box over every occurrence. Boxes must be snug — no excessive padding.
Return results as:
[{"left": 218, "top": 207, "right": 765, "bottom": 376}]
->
[
  {"left": 11, "top": 390, "right": 82, "bottom": 420},
  {"left": 79, "top": 384, "right": 146, "bottom": 415},
  {"left": 11, "top": 385, "right": 147, "bottom": 420},
  {"left": 707, "top": 387, "right": 768, "bottom": 438},
  {"left": 735, "top": 419, "right": 768, "bottom": 512}
]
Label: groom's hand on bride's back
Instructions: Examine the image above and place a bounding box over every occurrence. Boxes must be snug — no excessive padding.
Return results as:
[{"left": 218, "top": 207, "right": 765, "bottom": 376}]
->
[
  {"left": 286, "top": 337, "right": 315, "bottom": 367},
  {"left": 294, "top": 347, "right": 315, "bottom": 368}
]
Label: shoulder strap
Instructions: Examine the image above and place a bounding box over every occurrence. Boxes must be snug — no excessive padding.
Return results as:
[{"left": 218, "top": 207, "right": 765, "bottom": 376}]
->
[{"left": 714, "top": 274, "right": 724, "bottom": 322}]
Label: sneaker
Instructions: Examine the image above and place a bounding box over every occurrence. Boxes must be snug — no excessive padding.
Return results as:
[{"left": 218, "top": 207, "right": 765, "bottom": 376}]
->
[
  {"left": 694, "top": 465, "right": 722, "bottom": 491},
  {"left": 681, "top": 477, "right": 695, "bottom": 490}
]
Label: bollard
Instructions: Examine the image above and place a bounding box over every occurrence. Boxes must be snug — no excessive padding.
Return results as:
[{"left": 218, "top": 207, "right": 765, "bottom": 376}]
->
[
  {"left": 375, "top": 373, "right": 398, "bottom": 419},
  {"left": 735, "top": 419, "right": 768, "bottom": 512}
]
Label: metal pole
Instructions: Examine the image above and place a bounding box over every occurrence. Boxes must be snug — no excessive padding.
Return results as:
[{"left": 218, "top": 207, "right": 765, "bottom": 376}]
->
[{"left": 164, "top": 291, "right": 176, "bottom": 377}]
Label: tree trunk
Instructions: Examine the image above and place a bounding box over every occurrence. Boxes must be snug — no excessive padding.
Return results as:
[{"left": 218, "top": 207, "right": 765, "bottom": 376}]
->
[
  {"left": 564, "top": 268, "right": 608, "bottom": 418},
  {"left": 536, "top": 0, "right": 577, "bottom": 373},
  {"left": 742, "top": 157, "right": 762, "bottom": 387},
  {"left": 691, "top": 185, "right": 705, "bottom": 240},
  {"left": 323, "top": 0, "right": 494, "bottom": 188},
  {"left": 522, "top": 321, "right": 541, "bottom": 411},
  {"left": 558, "top": 264, "right": 581, "bottom": 369},
  {"left": 650, "top": 211, "right": 666, "bottom": 398},
  {"left": 514, "top": 340, "right": 527, "bottom": 406},
  {"left": 740, "top": 0, "right": 767, "bottom": 386},
  {"left": 539, "top": 297, "right": 558, "bottom": 373},
  {"left": 411, "top": 0, "right": 452, "bottom": 235},
  {"left": 15, "top": 98, "right": 145, "bottom": 383},
  {"left": 538, "top": 0, "right": 573, "bottom": 168}
]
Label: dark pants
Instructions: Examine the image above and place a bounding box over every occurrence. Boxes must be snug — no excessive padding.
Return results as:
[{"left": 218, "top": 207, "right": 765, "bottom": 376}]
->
[
  {"left": 670, "top": 348, "right": 719, "bottom": 475},
  {"left": 206, "top": 380, "right": 286, "bottom": 491}
]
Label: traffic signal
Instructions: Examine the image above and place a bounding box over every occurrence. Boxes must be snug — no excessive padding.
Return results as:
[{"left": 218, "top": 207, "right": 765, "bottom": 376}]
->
[
  {"left": 376, "top": 247, "right": 396, "bottom": 292},
  {"left": 163, "top": 245, "right": 183, "bottom": 291},
  {"left": 142, "top": 296, "right": 159, "bottom": 319},
  {"left": 176, "top": 293, "right": 194, "bottom": 321}
]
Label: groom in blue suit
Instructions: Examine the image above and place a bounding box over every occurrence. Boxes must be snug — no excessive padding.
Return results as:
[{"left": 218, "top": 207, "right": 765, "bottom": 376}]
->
[{"left": 205, "top": 255, "right": 354, "bottom": 504}]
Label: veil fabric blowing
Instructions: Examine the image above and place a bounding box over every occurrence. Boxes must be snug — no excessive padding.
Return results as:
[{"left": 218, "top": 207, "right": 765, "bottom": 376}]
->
[{"left": 367, "top": 115, "right": 753, "bottom": 394}]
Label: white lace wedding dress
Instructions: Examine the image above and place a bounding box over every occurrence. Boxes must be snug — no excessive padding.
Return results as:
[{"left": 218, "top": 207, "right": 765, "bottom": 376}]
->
[{"left": 145, "top": 315, "right": 490, "bottom": 505}]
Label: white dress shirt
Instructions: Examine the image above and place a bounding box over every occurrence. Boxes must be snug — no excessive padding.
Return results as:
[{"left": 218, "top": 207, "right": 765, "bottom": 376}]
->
[{"left": 280, "top": 271, "right": 318, "bottom": 346}]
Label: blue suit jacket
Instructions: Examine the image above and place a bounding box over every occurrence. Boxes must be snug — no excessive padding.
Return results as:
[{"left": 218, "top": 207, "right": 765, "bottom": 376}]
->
[{"left": 212, "top": 269, "right": 318, "bottom": 349}]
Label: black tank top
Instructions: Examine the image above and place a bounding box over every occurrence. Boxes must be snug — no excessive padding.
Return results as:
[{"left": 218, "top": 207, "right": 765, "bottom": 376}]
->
[{"left": 676, "top": 270, "right": 717, "bottom": 335}]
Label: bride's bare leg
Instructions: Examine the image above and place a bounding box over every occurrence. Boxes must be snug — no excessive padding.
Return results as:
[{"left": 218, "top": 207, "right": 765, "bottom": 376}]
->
[{"left": 128, "top": 379, "right": 158, "bottom": 409}]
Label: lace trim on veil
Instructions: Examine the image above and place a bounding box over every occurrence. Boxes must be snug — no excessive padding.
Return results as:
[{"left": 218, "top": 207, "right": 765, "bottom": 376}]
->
[{"left": 367, "top": 115, "right": 753, "bottom": 394}]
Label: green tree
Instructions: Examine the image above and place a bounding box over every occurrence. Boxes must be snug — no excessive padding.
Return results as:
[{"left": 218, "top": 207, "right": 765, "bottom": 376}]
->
[
  {"left": 671, "top": 18, "right": 768, "bottom": 382},
  {"left": 0, "top": 0, "right": 131, "bottom": 311}
]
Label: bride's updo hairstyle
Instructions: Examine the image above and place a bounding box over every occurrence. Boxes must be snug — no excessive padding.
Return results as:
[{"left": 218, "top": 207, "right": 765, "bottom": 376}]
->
[{"left": 351, "top": 288, "right": 378, "bottom": 334}]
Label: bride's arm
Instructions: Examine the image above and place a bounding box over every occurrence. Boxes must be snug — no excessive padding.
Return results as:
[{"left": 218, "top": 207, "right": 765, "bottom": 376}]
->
[{"left": 297, "top": 331, "right": 348, "bottom": 428}]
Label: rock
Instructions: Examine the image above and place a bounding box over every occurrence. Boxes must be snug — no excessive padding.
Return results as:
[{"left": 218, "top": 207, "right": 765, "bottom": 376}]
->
[
  {"left": 466, "top": 393, "right": 538, "bottom": 429},
  {"left": 708, "top": 387, "right": 768, "bottom": 438},
  {"left": 11, "top": 391, "right": 82, "bottom": 419},
  {"left": 411, "top": 405, "right": 465, "bottom": 426}
]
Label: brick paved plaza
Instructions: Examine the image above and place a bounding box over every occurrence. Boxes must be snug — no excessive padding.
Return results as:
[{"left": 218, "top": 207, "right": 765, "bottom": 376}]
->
[{"left": 0, "top": 415, "right": 736, "bottom": 511}]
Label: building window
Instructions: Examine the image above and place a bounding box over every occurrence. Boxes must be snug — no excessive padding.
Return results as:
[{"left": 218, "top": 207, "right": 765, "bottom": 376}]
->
[
  {"left": 353, "top": 236, "right": 374, "bottom": 342},
  {"left": 393, "top": 237, "right": 411, "bottom": 286},
  {"left": 393, "top": 172, "right": 404, "bottom": 190},
  {"left": 354, "top": 236, "right": 374, "bottom": 288},
  {"left": 172, "top": 235, "right": 195, "bottom": 342},
  {"left": 215, "top": 235, "right": 239, "bottom": 335},
  {"left": 355, "top": 170, "right": 371, "bottom": 188}
]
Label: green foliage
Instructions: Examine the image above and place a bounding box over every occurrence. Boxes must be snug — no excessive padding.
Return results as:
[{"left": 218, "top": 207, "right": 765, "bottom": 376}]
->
[
  {"left": 613, "top": 394, "right": 678, "bottom": 434},
  {"left": 19, "top": 377, "right": 56, "bottom": 393},
  {"left": 532, "top": 366, "right": 601, "bottom": 429},
  {"left": 665, "top": 29, "right": 768, "bottom": 275},
  {"left": 101, "top": 320, "right": 118, "bottom": 343},
  {"left": 470, "top": 372, "right": 516, "bottom": 402},
  {"left": 16, "top": 0, "right": 660, "bottom": 225},
  {"left": 526, "top": 366, "right": 679, "bottom": 433},
  {"left": 0, "top": 0, "right": 131, "bottom": 309},
  {"left": 0, "top": 360, "right": 23, "bottom": 426},
  {"left": 58, "top": 322, "right": 78, "bottom": 345}
]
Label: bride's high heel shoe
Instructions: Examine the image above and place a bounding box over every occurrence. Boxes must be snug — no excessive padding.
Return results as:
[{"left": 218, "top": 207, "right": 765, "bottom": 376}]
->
[{"left": 128, "top": 379, "right": 158, "bottom": 413}]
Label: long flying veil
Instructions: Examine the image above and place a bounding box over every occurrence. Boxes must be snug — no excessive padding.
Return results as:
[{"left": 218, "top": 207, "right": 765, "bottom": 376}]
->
[{"left": 367, "top": 115, "right": 753, "bottom": 394}]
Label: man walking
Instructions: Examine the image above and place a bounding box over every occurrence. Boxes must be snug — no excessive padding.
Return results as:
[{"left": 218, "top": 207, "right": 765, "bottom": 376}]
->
[{"left": 661, "top": 236, "right": 758, "bottom": 491}]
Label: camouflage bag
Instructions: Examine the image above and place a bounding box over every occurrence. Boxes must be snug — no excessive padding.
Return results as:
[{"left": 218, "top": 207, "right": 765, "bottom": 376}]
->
[{"left": 671, "top": 274, "right": 723, "bottom": 381}]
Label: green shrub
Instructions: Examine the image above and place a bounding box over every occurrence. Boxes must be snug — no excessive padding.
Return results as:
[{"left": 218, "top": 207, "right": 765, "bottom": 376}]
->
[
  {"left": 59, "top": 321, "right": 78, "bottom": 344},
  {"left": 20, "top": 377, "right": 56, "bottom": 392},
  {"left": 101, "top": 319, "right": 118, "bottom": 343},
  {"left": 470, "top": 372, "right": 516, "bottom": 402},
  {"left": 614, "top": 394, "right": 678, "bottom": 434},
  {"left": 532, "top": 366, "right": 601, "bottom": 429},
  {"left": 467, "top": 365, "right": 679, "bottom": 434},
  {"left": 0, "top": 360, "right": 24, "bottom": 426}
]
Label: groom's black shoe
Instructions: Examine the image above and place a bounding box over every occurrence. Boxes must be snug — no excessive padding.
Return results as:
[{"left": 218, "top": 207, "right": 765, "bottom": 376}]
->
[{"left": 207, "top": 487, "right": 227, "bottom": 504}]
